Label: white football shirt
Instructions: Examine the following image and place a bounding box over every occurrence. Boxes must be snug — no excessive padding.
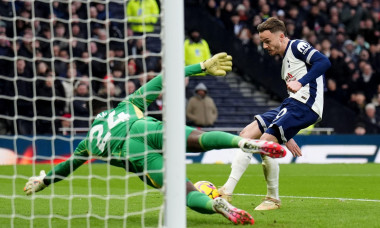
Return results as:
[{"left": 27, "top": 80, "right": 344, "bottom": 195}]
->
[{"left": 281, "top": 39, "right": 325, "bottom": 119}]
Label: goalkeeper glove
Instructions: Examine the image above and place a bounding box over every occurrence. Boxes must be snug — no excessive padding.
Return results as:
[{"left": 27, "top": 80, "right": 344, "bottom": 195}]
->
[
  {"left": 200, "top": 52, "right": 233, "bottom": 76},
  {"left": 24, "top": 170, "right": 47, "bottom": 195}
]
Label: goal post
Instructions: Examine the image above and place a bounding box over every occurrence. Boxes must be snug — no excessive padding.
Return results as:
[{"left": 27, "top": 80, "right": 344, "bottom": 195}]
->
[
  {"left": 162, "top": 0, "right": 186, "bottom": 227},
  {"left": 0, "top": 0, "right": 186, "bottom": 227}
]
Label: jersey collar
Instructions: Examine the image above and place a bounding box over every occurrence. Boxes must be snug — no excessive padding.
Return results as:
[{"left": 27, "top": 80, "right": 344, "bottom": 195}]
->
[{"left": 282, "top": 40, "right": 291, "bottom": 58}]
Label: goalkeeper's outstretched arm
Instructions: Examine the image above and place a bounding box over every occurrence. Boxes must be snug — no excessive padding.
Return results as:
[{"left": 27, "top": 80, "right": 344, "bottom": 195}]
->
[
  {"left": 24, "top": 140, "right": 89, "bottom": 195},
  {"left": 128, "top": 52, "right": 232, "bottom": 112}
]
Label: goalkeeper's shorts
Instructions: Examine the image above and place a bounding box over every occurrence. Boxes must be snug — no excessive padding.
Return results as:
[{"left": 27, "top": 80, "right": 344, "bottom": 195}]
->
[{"left": 121, "top": 118, "right": 195, "bottom": 188}]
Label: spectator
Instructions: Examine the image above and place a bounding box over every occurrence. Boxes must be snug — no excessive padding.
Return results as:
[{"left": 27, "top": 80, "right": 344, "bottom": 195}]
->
[
  {"left": 357, "top": 103, "right": 380, "bottom": 134},
  {"left": 334, "top": 32, "right": 346, "bottom": 51},
  {"left": 184, "top": 30, "right": 212, "bottom": 66},
  {"left": 18, "top": 33, "right": 36, "bottom": 72},
  {"left": 306, "top": 4, "right": 327, "bottom": 32},
  {"left": 186, "top": 83, "right": 218, "bottom": 127},
  {"left": 359, "top": 18, "right": 378, "bottom": 45},
  {"left": 38, "top": 26, "right": 53, "bottom": 58},
  {"left": 94, "top": 28, "right": 107, "bottom": 59},
  {"left": 369, "top": 44, "right": 380, "bottom": 74},
  {"left": 0, "top": 1, "right": 13, "bottom": 37},
  {"left": 0, "top": 22, "right": 13, "bottom": 77},
  {"left": 326, "top": 47, "right": 350, "bottom": 87},
  {"left": 36, "top": 72, "right": 66, "bottom": 134},
  {"left": 348, "top": 91, "right": 367, "bottom": 116},
  {"left": 238, "top": 27, "right": 252, "bottom": 46},
  {"left": 61, "top": 66, "right": 77, "bottom": 112},
  {"left": 236, "top": 4, "right": 249, "bottom": 23},
  {"left": 125, "top": 80, "right": 137, "bottom": 95},
  {"left": 258, "top": 4, "right": 271, "bottom": 21},
  {"left": 97, "top": 75, "right": 121, "bottom": 108},
  {"left": 354, "top": 35, "right": 370, "bottom": 55},
  {"left": 318, "top": 23, "right": 336, "bottom": 43},
  {"left": 89, "top": 6, "right": 104, "bottom": 36},
  {"left": 59, "top": 113, "right": 72, "bottom": 136},
  {"left": 54, "top": 22, "right": 68, "bottom": 50},
  {"left": 220, "top": 1, "right": 235, "bottom": 30},
  {"left": 112, "top": 68, "right": 126, "bottom": 95},
  {"left": 76, "top": 51, "right": 90, "bottom": 76},
  {"left": 230, "top": 12, "right": 244, "bottom": 36},
  {"left": 357, "top": 64, "right": 379, "bottom": 103},
  {"left": 320, "top": 39, "right": 332, "bottom": 57},
  {"left": 374, "top": 93, "right": 380, "bottom": 119},
  {"left": 340, "top": 0, "right": 368, "bottom": 39},
  {"left": 342, "top": 40, "right": 358, "bottom": 63},
  {"left": 73, "top": 82, "right": 90, "bottom": 128},
  {"left": 325, "top": 78, "right": 346, "bottom": 104},
  {"left": 54, "top": 47, "right": 70, "bottom": 76},
  {"left": 0, "top": 25, "right": 14, "bottom": 134},
  {"left": 127, "top": 59, "right": 137, "bottom": 77},
  {"left": 16, "top": 59, "right": 34, "bottom": 134},
  {"left": 287, "top": 5, "right": 303, "bottom": 38},
  {"left": 206, "top": 0, "right": 218, "bottom": 18}
]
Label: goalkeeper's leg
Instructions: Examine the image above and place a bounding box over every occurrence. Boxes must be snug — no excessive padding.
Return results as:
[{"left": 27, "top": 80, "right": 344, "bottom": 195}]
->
[
  {"left": 186, "top": 181, "right": 254, "bottom": 225},
  {"left": 134, "top": 153, "right": 254, "bottom": 224},
  {"left": 186, "top": 128, "right": 285, "bottom": 157}
]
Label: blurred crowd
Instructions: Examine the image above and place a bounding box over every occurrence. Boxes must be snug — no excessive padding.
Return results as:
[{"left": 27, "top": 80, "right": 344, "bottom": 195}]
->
[
  {"left": 0, "top": 0, "right": 162, "bottom": 135},
  {"left": 203, "top": 0, "right": 380, "bottom": 134},
  {"left": 1, "top": 0, "right": 380, "bottom": 135}
]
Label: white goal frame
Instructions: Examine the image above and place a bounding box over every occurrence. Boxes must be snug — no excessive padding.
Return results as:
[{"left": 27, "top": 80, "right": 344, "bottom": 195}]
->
[{"left": 162, "top": 0, "right": 186, "bottom": 227}]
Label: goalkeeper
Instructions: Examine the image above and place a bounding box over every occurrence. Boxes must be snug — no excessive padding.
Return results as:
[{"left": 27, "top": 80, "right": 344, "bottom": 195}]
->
[{"left": 24, "top": 53, "right": 285, "bottom": 225}]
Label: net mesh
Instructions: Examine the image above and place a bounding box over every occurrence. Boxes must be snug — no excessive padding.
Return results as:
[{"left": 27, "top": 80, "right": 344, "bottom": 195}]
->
[{"left": 0, "top": 0, "right": 165, "bottom": 227}]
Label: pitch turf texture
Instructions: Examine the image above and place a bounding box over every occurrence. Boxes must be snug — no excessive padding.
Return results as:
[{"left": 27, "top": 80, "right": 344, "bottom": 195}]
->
[{"left": 1, "top": 164, "right": 379, "bottom": 227}]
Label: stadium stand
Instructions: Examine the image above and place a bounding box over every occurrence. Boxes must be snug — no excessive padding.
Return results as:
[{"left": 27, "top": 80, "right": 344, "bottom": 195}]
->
[{"left": 0, "top": 0, "right": 380, "bottom": 134}]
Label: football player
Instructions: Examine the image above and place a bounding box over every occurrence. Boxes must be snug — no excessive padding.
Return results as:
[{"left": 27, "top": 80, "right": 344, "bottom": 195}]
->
[{"left": 220, "top": 17, "right": 331, "bottom": 211}]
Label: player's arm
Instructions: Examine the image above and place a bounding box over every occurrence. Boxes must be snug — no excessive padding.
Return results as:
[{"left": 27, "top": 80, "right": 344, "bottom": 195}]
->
[
  {"left": 287, "top": 42, "right": 331, "bottom": 93},
  {"left": 128, "top": 52, "right": 232, "bottom": 111},
  {"left": 24, "top": 140, "right": 89, "bottom": 195}
]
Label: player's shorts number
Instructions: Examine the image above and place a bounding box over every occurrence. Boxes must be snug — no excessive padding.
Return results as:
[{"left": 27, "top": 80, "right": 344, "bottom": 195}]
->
[
  {"left": 89, "top": 110, "right": 130, "bottom": 151},
  {"left": 274, "top": 108, "right": 287, "bottom": 121}
]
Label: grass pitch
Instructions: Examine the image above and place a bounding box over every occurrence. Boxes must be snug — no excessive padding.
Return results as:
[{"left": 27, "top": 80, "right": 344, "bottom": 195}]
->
[{"left": 0, "top": 163, "right": 379, "bottom": 227}]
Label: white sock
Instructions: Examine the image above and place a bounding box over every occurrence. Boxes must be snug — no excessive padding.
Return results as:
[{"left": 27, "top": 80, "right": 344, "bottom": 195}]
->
[
  {"left": 223, "top": 150, "right": 252, "bottom": 194},
  {"left": 261, "top": 155, "right": 279, "bottom": 199}
]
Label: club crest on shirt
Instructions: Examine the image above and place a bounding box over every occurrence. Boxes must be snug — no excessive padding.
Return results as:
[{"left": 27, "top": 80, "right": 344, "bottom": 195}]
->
[{"left": 297, "top": 41, "right": 311, "bottom": 55}]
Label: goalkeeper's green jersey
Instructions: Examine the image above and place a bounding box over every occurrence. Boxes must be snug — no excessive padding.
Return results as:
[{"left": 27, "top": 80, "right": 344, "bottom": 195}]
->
[{"left": 44, "top": 64, "right": 203, "bottom": 185}]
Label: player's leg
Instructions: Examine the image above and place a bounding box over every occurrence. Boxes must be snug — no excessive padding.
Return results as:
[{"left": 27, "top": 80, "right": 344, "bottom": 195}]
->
[
  {"left": 255, "top": 99, "right": 319, "bottom": 210},
  {"left": 219, "top": 121, "right": 263, "bottom": 202},
  {"left": 220, "top": 105, "right": 284, "bottom": 202},
  {"left": 185, "top": 127, "right": 284, "bottom": 155},
  {"left": 255, "top": 132, "right": 281, "bottom": 210},
  {"left": 185, "top": 180, "right": 254, "bottom": 225}
]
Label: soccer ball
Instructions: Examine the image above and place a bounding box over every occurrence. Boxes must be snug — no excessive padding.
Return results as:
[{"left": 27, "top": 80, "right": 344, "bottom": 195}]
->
[{"left": 194, "top": 181, "right": 220, "bottom": 199}]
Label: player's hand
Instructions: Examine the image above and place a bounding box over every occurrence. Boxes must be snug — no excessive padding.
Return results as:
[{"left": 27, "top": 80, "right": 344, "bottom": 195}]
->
[
  {"left": 285, "top": 138, "right": 302, "bottom": 157},
  {"left": 24, "top": 170, "right": 47, "bottom": 195},
  {"left": 201, "top": 52, "right": 232, "bottom": 76},
  {"left": 286, "top": 80, "right": 302, "bottom": 93}
]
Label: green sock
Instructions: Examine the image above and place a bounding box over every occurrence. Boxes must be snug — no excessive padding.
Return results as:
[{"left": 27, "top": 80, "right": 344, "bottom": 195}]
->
[
  {"left": 186, "top": 191, "right": 215, "bottom": 214},
  {"left": 199, "top": 131, "right": 242, "bottom": 151}
]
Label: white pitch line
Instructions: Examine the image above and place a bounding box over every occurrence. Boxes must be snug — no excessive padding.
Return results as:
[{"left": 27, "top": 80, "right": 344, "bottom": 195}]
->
[{"left": 234, "top": 193, "right": 380, "bottom": 203}]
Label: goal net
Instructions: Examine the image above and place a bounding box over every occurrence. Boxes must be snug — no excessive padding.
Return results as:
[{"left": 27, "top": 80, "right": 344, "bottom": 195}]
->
[{"left": 0, "top": 0, "right": 185, "bottom": 227}]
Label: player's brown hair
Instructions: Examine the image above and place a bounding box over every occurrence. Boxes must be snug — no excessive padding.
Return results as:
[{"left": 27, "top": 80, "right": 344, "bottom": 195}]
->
[{"left": 257, "top": 17, "right": 287, "bottom": 35}]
